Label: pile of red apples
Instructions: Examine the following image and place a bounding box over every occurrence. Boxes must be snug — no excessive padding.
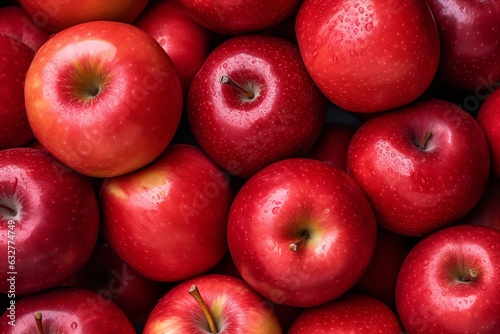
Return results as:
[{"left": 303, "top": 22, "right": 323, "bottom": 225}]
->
[{"left": 1, "top": 0, "right": 500, "bottom": 333}]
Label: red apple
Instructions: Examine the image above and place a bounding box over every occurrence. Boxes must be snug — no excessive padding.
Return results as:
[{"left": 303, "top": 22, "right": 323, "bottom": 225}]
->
[
  {"left": 101, "top": 144, "right": 232, "bottom": 282},
  {"left": 0, "top": 33, "right": 34, "bottom": 150},
  {"left": 0, "top": 148, "right": 99, "bottom": 296},
  {"left": 227, "top": 158, "right": 377, "bottom": 308},
  {"left": 477, "top": 86, "right": 500, "bottom": 179},
  {"left": 188, "top": 34, "right": 328, "bottom": 178},
  {"left": 396, "top": 224, "right": 500, "bottom": 333},
  {"left": 288, "top": 294, "right": 403, "bottom": 333},
  {"left": 0, "top": 287, "right": 136, "bottom": 333},
  {"left": 177, "top": 0, "right": 301, "bottom": 35},
  {"left": 296, "top": 0, "right": 440, "bottom": 113},
  {"left": 346, "top": 99, "right": 490, "bottom": 236},
  {"left": 134, "top": 0, "right": 214, "bottom": 98},
  {"left": 18, "top": 0, "right": 148, "bottom": 32},
  {"left": 461, "top": 176, "right": 500, "bottom": 230},
  {"left": 426, "top": 0, "right": 500, "bottom": 93},
  {"left": 0, "top": 5, "right": 50, "bottom": 51},
  {"left": 143, "top": 274, "right": 282, "bottom": 333},
  {"left": 24, "top": 20, "right": 183, "bottom": 178}
]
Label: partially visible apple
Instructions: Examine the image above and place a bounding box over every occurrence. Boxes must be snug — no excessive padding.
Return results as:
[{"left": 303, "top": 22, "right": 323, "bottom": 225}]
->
[
  {"left": 347, "top": 99, "right": 490, "bottom": 236},
  {"left": 24, "top": 20, "right": 183, "bottom": 178},
  {"left": 461, "top": 176, "right": 500, "bottom": 230},
  {"left": 0, "top": 5, "right": 50, "bottom": 51},
  {"left": 477, "top": 86, "right": 500, "bottom": 179},
  {"left": 396, "top": 224, "right": 500, "bottom": 333},
  {"left": 143, "top": 274, "right": 282, "bottom": 333},
  {"left": 227, "top": 158, "right": 377, "bottom": 307},
  {"left": 0, "top": 147, "right": 100, "bottom": 296}
]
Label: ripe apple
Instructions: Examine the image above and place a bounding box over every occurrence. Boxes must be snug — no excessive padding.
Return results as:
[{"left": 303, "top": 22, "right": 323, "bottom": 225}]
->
[
  {"left": 143, "top": 274, "right": 282, "bottom": 333},
  {"left": 477, "top": 86, "right": 500, "bottom": 179},
  {"left": 426, "top": 0, "right": 500, "bottom": 93},
  {"left": 134, "top": 0, "right": 214, "bottom": 98},
  {"left": 396, "top": 224, "right": 500, "bottom": 333},
  {"left": 347, "top": 99, "right": 490, "bottom": 236},
  {"left": 227, "top": 158, "right": 377, "bottom": 308},
  {"left": 176, "top": 0, "right": 301, "bottom": 35},
  {"left": 101, "top": 144, "right": 232, "bottom": 282},
  {"left": 296, "top": 0, "right": 440, "bottom": 113},
  {"left": 461, "top": 176, "right": 500, "bottom": 230},
  {"left": 188, "top": 34, "right": 328, "bottom": 178},
  {"left": 0, "top": 33, "right": 34, "bottom": 150},
  {"left": 24, "top": 20, "right": 183, "bottom": 178},
  {"left": 288, "top": 294, "right": 403, "bottom": 333},
  {"left": 18, "top": 0, "right": 148, "bottom": 32},
  {"left": 0, "top": 148, "right": 100, "bottom": 296},
  {"left": 0, "top": 287, "right": 136, "bottom": 333},
  {"left": 0, "top": 5, "right": 50, "bottom": 51}
]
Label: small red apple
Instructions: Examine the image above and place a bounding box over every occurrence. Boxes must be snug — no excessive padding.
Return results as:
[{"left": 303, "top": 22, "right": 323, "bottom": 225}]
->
[{"left": 477, "top": 86, "right": 500, "bottom": 179}]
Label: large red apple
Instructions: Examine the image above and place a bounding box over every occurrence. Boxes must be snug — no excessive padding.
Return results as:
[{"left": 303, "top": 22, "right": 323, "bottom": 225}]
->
[
  {"left": 101, "top": 144, "right": 232, "bottom": 282},
  {"left": 188, "top": 34, "right": 328, "bottom": 178},
  {"left": 0, "top": 287, "right": 136, "bottom": 333},
  {"left": 296, "top": 0, "right": 440, "bottom": 113},
  {"left": 227, "top": 158, "right": 377, "bottom": 308},
  {"left": 18, "top": 0, "right": 148, "bottom": 33},
  {"left": 0, "top": 33, "right": 34, "bottom": 150},
  {"left": 426, "top": 0, "right": 500, "bottom": 93},
  {"left": 477, "top": 86, "right": 500, "bottom": 179},
  {"left": 347, "top": 99, "right": 490, "bottom": 236},
  {"left": 143, "top": 274, "right": 282, "bottom": 333},
  {"left": 396, "top": 224, "right": 500, "bottom": 333},
  {"left": 288, "top": 294, "right": 403, "bottom": 333},
  {"left": 0, "top": 5, "right": 50, "bottom": 51},
  {"left": 134, "top": 0, "right": 214, "bottom": 98},
  {"left": 0, "top": 148, "right": 99, "bottom": 296},
  {"left": 24, "top": 20, "right": 183, "bottom": 178}
]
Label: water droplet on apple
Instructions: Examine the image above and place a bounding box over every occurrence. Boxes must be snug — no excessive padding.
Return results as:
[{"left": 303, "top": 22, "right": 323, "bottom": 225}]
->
[
  {"left": 311, "top": 48, "right": 319, "bottom": 59},
  {"left": 350, "top": 49, "right": 356, "bottom": 57},
  {"left": 370, "top": 170, "right": 377, "bottom": 176},
  {"left": 71, "top": 322, "right": 78, "bottom": 330},
  {"left": 490, "top": 244, "right": 496, "bottom": 251},
  {"left": 425, "top": 289, "right": 432, "bottom": 295},
  {"left": 222, "top": 63, "right": 228, "bottom": 69},
  {"left": 441, "top": 290, "right": 447, "bottom": 296},
  {"left": 365, "top": 22, "right": 374, "bottom": 31},
  {"left": 332, "top": 55, "right": 339, "bottom": 64},
  {"left": 272, "top": 207, "right": 280, "bottom": 214}
]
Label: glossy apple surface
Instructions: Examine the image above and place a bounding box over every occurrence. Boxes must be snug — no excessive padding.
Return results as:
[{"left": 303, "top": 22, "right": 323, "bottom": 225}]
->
[
  {"left": 396, "top": 224, "right": 500, "bottom": 333},
  {"left": 477, "top": 87, "right": 500, "bottom": 179},
  {"left": 101, "top": 144, "right": 232, "bottom": 282},
  {"left": 296, "top": 0, "right": 440, "bottom": 113},
  {"left": 143, "top": 274, "right": 282, "bottom": 333},
  {"left": 18, "top": 0, "right": 148, "bottom": 32},
  {"left": 347, "top": 99, "right": 490, "bottom": 236},
  {"left": 0, "top": 5, "right": 50, "bottom": 51},
  {"left": 288, "top": 294, "right": 403, "bottom": 333},
  {"left": 24, "top": 20, "right": 183, "bottom": 178},
  {"left": 227, "top": 158, "right": 377, "bottom": 307},
  {"left": 0, "top": 287, "right": 136, "bottom": 333},
  {"left": 0, "top": 148, "right": 99, "bottom": 295},
  {"left": 188, "top": 34, "right": 328, "bottom": 178},
  {"left": 426, "top": 0, "right": 500, "bottom": 93}
]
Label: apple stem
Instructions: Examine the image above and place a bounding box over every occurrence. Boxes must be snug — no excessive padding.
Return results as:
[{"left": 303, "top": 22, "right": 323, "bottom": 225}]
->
[
  {"left": 35, "top": 311, "right": 45, "bottom": 334},
  {"left": 0, "top": 203, "right": 16, "bottom": 217},
  {"left": 461, "top": 269, "right": 478, "bottom": 282},
  {"left": 418, "top": 131, "right": 432, "bottom": 150},
  {"left": 220, "top": 75, "right": 255, "bottom": 100},
  {"left": 290, "top": 232, "right": 311, "bottom": 252},
  {"left": 189, "top": 285, "right": 218, "bottom": 334}
]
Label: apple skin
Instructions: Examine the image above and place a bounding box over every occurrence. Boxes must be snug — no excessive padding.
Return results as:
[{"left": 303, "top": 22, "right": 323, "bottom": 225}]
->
[
  {"left": 396, "top": 224, "right": 500, "bottom": 333},
  {"left": 0, "top": 148, "right": 100, "bottom": 296},
  {"left": 288, "top": 294, "right": 403, "bottom": 333},
  {"left": 134, "top": 0, "right": 214, "bottom": 98},
  {"left": 477, "top": 87, "right": 500, "bottom": 179},
  {"left": 24, "top": 20, "right": 183, "bottom": 178},
  {"left": 0, "top": 287, "right": 136, "bottom": 333},
  {"left": 0, "top": 5, "right": 50, "bottom": 51},
  {"left": 176, "top": 0, "right": 301, "bottom": 36},
  {"left": 426, "top": 0, "right": 500, "bottom": 93},
  {"left": 227, "top": 158, "right": 377, "bottom": 308},
  {"left": 296, "top": 0, "right": 440, "bottom": 113},
  {"left": 188, "top": 34, "right": 328, "bottom": 178},
  {"left": 346, "top": 99, "right": 490, "bottom": 236},
  {"left": 461, "top": 177, "right": 500, "bottom": 230},
  {"left": 143, "top": 274, "right": 282, "bottom": 333},
  {"left": 0, "top": 33, "right": 34, "bottom": 150},
  {"left": 18, "top": 0, "right": 148, "bottom": 33},
  {"left": 101, "top": 144, "right": 232, "bottom": 282}
]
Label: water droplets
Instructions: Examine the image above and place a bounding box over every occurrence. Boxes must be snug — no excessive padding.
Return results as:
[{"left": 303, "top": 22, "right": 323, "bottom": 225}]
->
[
  {"left": 365, "top": 21, "right": 374, "bottom": 31},
  {"left": 71, "top": 322, "right": 78, "bottom": 330},
  {"left": 311, "top": 48, "right": 319, "bottom": 59}
]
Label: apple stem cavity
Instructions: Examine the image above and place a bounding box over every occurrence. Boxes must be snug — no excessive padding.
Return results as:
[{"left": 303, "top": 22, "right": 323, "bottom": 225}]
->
[
  {"left": 461, "top": 269, "right": 478, "bottom": 282},
  {"left": 290, "top": 232, "right": 311, "bottom": 252},
  {"left": 220, "top": 75, "right": 255, "bottom": 100},
  {"left": 188, "top": 284, "right": 218, "bottom": 334},
  {"left": 0, "top": 203, "right": 16, "bottom": 217},
  {"left": 418, "top": 131, "right": 433, "bottom": 150},
  {"left": 35, "top": 311, "right": 45, "bottom": 334}
]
